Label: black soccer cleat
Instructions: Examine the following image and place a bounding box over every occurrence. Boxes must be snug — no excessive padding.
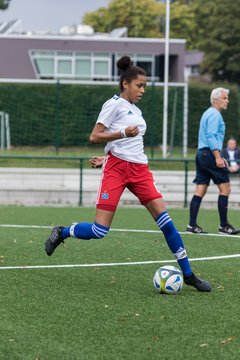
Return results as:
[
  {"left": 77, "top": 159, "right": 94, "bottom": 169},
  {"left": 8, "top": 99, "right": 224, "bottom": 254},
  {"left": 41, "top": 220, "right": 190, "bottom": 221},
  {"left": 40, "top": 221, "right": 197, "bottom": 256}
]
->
[
  {"left": 186, "top": 225, "right": 207, "bottom": 234},
  {"left": 45, "top": 225, "right": 65, "bottom": 256},
  {"left": 184, "top": 273, "right": 212, "bottom": 292},
  {"left": 219, "top": 223, "right": 240, "bottom": 235}
]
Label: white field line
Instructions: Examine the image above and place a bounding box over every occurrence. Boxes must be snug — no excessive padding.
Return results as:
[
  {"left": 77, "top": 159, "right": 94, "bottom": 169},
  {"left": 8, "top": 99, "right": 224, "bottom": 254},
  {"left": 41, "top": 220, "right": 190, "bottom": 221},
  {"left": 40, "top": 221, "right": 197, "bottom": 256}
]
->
[
  {"left": 1, "top": 254, "right": 240, "bottom": 271},
  {"left": 0, "top": 224, "right": 240, "bottom": 238},
  {"left": 1, "top": 224, "right": 240, "bottom": 270}
]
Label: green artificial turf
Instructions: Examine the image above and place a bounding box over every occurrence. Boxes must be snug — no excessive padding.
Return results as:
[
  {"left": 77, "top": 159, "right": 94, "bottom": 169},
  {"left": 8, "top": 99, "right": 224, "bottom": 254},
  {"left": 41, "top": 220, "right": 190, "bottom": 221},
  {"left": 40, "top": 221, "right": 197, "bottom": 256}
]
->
[{"left": 0, "top": 206, "right": 240, "bottom": 359}]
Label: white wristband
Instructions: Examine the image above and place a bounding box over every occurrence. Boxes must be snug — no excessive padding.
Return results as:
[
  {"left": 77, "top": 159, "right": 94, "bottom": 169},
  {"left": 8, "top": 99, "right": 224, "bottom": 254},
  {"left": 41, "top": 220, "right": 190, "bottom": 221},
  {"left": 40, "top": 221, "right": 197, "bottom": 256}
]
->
[{"left": 120, "top": 129, "right": 127, "bottom": 138}]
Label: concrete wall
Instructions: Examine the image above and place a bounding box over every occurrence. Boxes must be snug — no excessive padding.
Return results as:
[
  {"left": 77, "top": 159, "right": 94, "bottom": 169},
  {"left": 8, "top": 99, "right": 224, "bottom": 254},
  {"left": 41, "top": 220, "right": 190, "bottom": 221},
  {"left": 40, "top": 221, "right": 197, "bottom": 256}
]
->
[{"left": 0, "top": 168, "right": 239, "bottom": 208}]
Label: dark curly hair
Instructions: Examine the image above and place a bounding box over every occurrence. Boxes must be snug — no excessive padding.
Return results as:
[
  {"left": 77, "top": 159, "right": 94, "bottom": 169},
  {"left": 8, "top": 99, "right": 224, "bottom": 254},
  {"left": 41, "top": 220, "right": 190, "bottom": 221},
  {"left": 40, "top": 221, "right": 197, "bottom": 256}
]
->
[{"left": 117, "top": 56, "right": 146, "bottom": 92}]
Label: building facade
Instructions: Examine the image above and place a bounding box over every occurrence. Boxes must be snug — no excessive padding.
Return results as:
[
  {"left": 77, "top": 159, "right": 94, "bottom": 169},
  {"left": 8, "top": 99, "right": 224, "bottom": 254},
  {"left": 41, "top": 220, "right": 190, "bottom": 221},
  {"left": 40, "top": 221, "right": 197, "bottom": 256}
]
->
[{"left": 0, "top": 28, "right": 186, "bottom": 82}]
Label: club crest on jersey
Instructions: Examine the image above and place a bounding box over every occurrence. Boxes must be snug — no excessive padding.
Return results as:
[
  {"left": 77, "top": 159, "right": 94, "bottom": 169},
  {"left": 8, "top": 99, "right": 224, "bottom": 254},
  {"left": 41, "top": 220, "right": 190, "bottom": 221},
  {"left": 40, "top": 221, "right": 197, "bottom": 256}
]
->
[
  {"left": 127, "top": 110, "right": 133, "bottom": 115},
  {"left": 101, "top": 192, "right": 109, "bottom": 200}
]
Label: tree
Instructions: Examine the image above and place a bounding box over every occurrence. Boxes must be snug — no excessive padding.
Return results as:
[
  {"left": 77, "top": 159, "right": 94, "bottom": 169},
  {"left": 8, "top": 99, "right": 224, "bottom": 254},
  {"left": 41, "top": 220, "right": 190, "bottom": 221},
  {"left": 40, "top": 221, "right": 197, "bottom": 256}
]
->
[
  {"left": 83, "top": 0, "right": 240, "bottom": 83},
  {"left": 0, "top": 0, "right": 11, "bottom": 10},
  {"left": 83, "top": 0, "right": 165, "bottom": 38},
  {"left": 83, "top": 0, "right": 197, "bottom": 47},
  {"left": 170, "top": 1, "right": 197, "bottom": 49},
  {"left": 193, "top": 0, "right": 240, "bottom": 83}
]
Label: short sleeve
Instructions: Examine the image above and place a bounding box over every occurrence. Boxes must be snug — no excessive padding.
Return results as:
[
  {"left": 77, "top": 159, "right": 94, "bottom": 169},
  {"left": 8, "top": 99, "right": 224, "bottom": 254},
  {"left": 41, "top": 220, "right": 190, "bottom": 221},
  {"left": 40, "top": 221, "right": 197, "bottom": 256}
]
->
[{"left": 96, "top": 99, "right": 119, "bottom": 128}]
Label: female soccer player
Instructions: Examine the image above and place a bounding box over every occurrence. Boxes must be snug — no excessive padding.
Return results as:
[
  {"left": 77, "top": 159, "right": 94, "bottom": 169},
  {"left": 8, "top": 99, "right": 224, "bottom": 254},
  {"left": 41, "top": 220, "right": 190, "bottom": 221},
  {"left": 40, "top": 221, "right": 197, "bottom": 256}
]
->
[{"left": 45, "top": 56, "right": 211, "bottom": 292}]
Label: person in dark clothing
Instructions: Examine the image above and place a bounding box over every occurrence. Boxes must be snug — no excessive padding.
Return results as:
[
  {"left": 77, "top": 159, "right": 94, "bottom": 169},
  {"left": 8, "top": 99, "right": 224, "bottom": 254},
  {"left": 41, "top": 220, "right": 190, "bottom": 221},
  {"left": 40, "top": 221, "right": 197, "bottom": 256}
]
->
[{"left": 221, "top": 138, "right": 240, "bottom": 174}]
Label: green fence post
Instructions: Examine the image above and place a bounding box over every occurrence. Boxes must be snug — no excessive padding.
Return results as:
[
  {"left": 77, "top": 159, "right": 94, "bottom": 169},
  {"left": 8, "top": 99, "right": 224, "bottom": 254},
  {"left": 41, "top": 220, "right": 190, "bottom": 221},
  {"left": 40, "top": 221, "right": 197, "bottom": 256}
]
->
[
  {"left": 184, "top": 159, "right": 189, "bottom": 208},
  {"left": 79, "top": 158, "right": 84, "bottom": 206},
  {"left": 55, "top": 80, "right": 61, "bottom": 154}
]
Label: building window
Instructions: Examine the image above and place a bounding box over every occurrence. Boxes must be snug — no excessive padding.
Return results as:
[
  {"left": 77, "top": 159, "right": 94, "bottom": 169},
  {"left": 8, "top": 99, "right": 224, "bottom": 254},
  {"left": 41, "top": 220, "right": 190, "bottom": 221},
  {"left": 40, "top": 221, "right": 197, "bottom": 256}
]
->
[
  {"left": 136, "top": 54, "right": 153, "bottom": 77},
  {"left": 94, "top": 61, "right": 108, "bottom": 76},
  {"left": 30, "top": 50, "right": 111, "bottom": 80},
  {"left": 75, "top": 52, "right": 91, "bottom": 79},
  {"left": 75, "top": 60, "right": 91, "bottom": 78},
  {"left": 30, "top": 51, "right": 54, "bottom": 78},
  {"left": 35, "top": 59, "right": 54, "bottom": 76},
  {"left": 93, "top": 53, "right": 110, "bottom": 78},
  {"left": 191, "top": 65, "right": 200, "bottom": 75},
  {"left": 57, "top": 59, "right": 72, "bottom": 75},
  {"left": 115, "top": 53, "right": 155, "bottom": 80},
  {"left": 30, "top": 50, "right": 156, "bottom": 80}
]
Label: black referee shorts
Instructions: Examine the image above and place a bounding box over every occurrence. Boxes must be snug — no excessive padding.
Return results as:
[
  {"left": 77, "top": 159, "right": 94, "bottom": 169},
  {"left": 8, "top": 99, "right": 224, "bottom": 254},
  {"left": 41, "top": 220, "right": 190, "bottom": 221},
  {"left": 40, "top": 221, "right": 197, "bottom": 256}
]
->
[{"left": 193, "top": 148, "right": 229, "bottom": 185}]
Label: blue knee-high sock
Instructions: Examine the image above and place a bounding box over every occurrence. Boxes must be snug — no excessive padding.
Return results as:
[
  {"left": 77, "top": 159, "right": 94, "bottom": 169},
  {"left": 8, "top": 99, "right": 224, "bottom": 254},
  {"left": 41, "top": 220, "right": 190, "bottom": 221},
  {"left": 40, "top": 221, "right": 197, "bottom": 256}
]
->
[
  {"left": 155, "top": 211, "right": 192, "bottom": 276},
  {"left": 62, "top": 222, "right": 109, "bottom": 240}
]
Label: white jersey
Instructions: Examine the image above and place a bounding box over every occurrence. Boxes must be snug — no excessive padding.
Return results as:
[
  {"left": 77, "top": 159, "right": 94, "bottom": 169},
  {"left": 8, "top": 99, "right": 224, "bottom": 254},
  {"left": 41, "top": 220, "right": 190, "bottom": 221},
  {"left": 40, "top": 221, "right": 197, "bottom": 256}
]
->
[{"left": 96, "top": 95, "right": 148, "bottom": 164}]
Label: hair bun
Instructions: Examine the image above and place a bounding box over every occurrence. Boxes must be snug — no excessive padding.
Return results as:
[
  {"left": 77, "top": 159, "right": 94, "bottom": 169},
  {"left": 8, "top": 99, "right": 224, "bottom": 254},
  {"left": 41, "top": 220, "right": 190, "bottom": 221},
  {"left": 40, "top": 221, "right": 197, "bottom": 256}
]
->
[{"left": 117, "top": 56, "right": 133, "bottom": 71}]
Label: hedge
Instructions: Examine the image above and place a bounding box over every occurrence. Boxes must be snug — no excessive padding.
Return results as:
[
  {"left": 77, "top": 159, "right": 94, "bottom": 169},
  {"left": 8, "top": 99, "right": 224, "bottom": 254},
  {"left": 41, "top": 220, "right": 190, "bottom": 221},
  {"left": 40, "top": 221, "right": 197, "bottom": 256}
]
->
[{"left": 0, "top": 82, "right": 239, "bottom": 150}]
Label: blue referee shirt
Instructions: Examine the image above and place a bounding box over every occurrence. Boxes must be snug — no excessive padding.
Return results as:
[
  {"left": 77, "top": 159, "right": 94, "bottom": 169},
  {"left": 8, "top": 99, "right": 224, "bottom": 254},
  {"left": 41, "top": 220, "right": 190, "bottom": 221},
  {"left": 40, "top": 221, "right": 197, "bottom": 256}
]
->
[{"left": 198, "top": 107, "right": 225, "bottom": 151}]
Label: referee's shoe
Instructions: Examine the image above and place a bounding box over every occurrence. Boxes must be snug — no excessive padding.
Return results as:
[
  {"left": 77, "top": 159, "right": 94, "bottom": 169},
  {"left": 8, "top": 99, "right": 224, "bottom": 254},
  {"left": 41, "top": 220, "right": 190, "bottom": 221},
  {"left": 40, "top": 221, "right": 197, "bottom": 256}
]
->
[
  {"left": 219, "top": 223, "right": 240, "bottom": 235},
  {"left": 45, "top": 226, "right": 65, "bottom": 256},
  {"left": 186, "top": 225, "right": 207, "bottom": 234}
]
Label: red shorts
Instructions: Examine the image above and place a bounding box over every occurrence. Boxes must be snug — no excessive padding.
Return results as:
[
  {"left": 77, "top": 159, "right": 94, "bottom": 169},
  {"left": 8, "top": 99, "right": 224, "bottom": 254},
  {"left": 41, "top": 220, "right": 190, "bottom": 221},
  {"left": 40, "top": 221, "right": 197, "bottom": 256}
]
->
[{"left": 96, "top": 152, "right": 162, "bottom": 212}]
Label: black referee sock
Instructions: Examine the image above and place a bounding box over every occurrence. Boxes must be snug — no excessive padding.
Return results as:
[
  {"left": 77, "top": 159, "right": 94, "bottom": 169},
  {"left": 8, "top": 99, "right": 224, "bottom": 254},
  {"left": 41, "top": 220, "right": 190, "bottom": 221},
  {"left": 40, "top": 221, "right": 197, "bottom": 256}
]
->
[
  {"left": 218, "top": 195, "right": 229, "bottom": 227},
  {"left": 189, "top": 195, "right": 202, "bottom": 226}
]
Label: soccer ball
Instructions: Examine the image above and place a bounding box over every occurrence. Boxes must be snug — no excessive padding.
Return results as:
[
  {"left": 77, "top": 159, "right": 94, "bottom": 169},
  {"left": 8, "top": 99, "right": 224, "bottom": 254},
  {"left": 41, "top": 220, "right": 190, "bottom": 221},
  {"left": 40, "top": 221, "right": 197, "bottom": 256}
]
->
[{"left": 153, "top": 265, "right": 183, "bottom": 294}]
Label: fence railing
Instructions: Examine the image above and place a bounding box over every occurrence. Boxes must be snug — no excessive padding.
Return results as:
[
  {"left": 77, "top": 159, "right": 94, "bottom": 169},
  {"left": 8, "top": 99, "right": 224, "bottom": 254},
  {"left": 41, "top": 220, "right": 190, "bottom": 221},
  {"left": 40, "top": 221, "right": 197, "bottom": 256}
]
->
[
  {"left": 0, "top": 155, "right": 196, "bottom": 208},
  {"left": 0, "top": 155, "right": 239, "bottom": 208}
]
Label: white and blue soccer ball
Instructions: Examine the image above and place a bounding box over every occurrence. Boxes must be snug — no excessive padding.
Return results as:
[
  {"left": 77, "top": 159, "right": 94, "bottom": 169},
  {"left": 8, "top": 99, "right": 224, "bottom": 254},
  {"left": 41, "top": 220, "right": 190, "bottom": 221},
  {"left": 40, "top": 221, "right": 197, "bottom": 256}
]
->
[{"left": 153, "top": 265, "right": 183, "bottom": 294}]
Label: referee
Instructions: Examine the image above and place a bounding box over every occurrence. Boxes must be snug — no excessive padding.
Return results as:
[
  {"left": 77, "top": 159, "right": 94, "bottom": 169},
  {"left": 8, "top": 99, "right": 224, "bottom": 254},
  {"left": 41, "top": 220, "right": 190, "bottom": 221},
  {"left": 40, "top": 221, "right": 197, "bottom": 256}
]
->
[{"left": 187, "top": 87, "right": 240, "bottom": 235}]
